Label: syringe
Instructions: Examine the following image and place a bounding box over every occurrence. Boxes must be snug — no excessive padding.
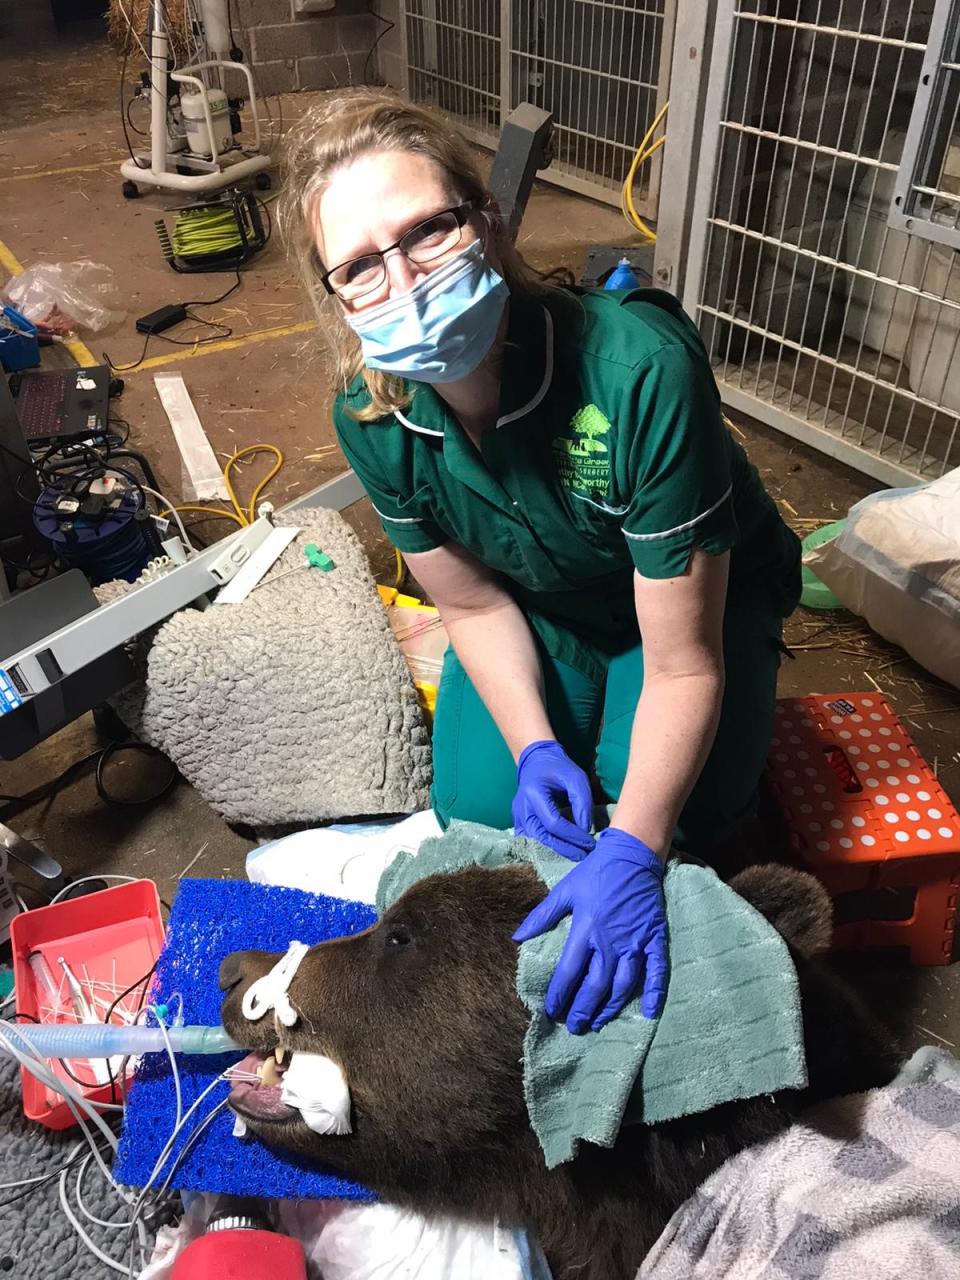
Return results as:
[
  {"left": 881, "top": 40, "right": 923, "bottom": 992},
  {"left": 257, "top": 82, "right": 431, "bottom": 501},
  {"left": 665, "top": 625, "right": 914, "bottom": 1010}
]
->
[{"left": 0, "top": 1021, "right": 240, "bottom": 1059}]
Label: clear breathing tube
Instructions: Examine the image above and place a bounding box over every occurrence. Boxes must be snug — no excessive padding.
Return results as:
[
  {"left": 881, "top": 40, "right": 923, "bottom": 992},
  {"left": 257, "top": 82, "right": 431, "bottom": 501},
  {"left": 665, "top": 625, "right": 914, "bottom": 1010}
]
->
[{"left": 1, "top": 1022, "right": 240, "bottom": 1059}]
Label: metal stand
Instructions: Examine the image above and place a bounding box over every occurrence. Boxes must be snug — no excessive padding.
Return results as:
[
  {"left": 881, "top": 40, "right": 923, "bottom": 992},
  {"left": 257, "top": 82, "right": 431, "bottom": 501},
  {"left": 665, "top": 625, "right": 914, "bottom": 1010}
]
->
[{"left": 120, "top": 0, "right": 270, "bottom": 196}]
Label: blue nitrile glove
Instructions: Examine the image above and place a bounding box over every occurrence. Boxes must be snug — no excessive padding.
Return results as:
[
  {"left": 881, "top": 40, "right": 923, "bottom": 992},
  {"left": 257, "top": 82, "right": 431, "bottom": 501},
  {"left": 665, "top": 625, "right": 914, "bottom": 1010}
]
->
[
  {"left": 512, "top": 739, "right": 595, "bottom": 862},
  {"left": 512, "top": 826, "right": 669, "bottom": 1032}
]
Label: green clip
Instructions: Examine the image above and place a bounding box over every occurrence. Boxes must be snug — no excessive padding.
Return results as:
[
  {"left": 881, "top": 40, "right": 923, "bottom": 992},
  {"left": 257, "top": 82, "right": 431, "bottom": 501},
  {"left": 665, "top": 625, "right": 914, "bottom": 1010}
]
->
[{"left": 304, "top": 543, "right": 335, "bottom": 571}]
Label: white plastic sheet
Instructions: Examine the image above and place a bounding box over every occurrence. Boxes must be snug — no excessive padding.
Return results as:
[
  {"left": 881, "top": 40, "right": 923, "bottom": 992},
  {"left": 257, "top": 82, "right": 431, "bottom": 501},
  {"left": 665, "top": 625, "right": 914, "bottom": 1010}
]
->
[{"left": 803, "top": 468, "right": 960, "bottom": 688}]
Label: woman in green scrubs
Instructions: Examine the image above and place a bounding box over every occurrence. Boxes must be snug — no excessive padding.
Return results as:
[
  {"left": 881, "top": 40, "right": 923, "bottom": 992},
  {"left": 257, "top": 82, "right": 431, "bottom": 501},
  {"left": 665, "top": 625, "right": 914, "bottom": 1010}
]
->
[{"left": 281, "top": 88, "right": 801, "bottom": 1033}]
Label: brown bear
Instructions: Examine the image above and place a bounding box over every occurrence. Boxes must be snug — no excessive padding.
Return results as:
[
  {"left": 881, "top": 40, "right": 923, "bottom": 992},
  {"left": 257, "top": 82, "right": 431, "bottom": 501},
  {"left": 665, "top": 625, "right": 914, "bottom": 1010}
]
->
[{"left": 219, "top": 862, "right": 897, "bottom": 1280}]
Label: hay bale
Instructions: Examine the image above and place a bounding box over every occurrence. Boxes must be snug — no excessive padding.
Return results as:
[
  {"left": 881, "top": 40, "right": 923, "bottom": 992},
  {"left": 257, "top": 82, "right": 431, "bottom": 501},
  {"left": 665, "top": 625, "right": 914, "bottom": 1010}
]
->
[{"left": 107, "top": 0, "right": 195, "bottom": 60}]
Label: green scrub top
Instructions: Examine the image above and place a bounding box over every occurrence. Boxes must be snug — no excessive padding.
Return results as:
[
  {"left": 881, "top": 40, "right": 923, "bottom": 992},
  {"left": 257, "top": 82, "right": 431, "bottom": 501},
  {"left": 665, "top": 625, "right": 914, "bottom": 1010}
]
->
[{"left": 333, "top": 287, "right": 801, "bottom": 654}]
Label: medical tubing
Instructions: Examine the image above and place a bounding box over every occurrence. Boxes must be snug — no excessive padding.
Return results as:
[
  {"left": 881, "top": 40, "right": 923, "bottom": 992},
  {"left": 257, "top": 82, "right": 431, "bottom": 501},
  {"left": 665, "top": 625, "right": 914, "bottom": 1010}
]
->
[{"left": 1, "top": 1023, "right": 240, "bottom": 1059}]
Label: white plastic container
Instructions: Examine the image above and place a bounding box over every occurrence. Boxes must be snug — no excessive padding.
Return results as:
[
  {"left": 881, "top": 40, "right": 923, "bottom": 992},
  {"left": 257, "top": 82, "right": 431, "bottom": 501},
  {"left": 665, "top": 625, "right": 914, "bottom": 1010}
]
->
[
  {"left": 180, "top": 89, "right": 233, "bottom": 159},
  {"left": 843, "top": 134, "right": 925, "bottom": 362},
  {"left": 908, "top": 229, "right": 960, "bottom": 414}
]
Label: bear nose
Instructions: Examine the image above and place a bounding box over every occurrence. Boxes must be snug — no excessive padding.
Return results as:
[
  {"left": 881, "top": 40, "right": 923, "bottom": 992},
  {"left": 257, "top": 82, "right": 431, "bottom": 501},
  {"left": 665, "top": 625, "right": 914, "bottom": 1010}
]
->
[{"left": 218, "top": 951, "right": 247, "bottom": 993}]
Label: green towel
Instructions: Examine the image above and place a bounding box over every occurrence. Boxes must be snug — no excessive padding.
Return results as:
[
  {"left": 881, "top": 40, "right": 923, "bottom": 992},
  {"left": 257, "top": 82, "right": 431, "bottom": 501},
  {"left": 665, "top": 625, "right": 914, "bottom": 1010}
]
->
[{"left": 377, "top": 820, "right": 807, "bottom": 1170}]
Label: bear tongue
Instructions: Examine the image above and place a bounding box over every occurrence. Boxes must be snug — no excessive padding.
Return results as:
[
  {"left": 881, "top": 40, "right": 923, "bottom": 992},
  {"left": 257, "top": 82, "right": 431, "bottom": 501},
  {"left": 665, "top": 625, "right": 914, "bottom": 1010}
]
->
[{"left": 228, "top": 1051, "right": 297, "bottom": 1122}]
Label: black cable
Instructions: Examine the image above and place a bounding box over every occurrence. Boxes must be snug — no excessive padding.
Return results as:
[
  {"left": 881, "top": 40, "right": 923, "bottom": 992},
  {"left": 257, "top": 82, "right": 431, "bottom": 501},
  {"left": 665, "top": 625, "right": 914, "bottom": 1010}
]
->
[
  {"left": 0, "top": 750, "right": 103, "bottom": 821},
  {"left": 365, "top": 3, "right": 396, "bottom": 84},
  {"left": 0, "top": 1143, "right": 104, "bottom": 1213},
  {"left": 103, "top": 311, "right": 235, "bottom": 374},
  {"left": 120, "top": 44, "right": 149, "bottom": 171},
  {"left": 104, "top": 960, "right": 159, "bottom": 1104},
  {"left": 103, "top": 333, "right": 151, "bottom": 374},
  {"left": 0, "top": 742, "right": 177, "bottom": 822},
  {"left": 102, "top": 448, "right": 160, "bottom": 494},
  {"left": 181, "top": 267, "right": 243, "bottom": 308},
  {"left": 125, "top": 96, "right": 148, "bottom": 137},
  {"left": 95, "top": 741, "right": 178, "bottom": 808},
  {"left": 106, "top": 417, "right": 131, "bottom": 448},
  {"left": 256, "top": 196, "right": 273, "bottom": 247},
  {"left": 226, "top": 0, "right": 242, "bottom": 57}
]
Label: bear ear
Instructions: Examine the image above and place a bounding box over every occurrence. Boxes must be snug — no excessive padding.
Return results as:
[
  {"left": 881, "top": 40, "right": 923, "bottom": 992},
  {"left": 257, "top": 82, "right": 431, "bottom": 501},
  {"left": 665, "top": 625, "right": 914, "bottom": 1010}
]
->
[{"left": 729, "top": 865, "right": 833, "bottom": 959}]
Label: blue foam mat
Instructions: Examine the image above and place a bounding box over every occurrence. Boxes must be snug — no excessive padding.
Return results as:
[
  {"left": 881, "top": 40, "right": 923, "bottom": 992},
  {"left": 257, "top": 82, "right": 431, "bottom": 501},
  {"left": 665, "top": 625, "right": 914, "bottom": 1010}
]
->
[{"left": 114, "top": 878, "right": 377, "bottom": 1199}]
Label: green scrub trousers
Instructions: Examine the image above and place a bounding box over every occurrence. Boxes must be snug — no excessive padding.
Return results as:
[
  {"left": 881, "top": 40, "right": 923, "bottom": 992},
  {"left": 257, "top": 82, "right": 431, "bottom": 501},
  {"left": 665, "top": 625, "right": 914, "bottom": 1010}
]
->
[{"left": 430, "top": 602, "right": 785, "bottom": 854}]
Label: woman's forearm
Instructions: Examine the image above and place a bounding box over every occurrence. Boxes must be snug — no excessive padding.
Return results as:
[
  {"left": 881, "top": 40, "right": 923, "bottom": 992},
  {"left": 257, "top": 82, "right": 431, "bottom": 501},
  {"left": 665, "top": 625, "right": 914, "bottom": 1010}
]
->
[
  {"left": 611, "top": 668, "right": 724, "bottom": 857},
  {"left": 439, "top": 595, "right": 554, "bottom": 761}
]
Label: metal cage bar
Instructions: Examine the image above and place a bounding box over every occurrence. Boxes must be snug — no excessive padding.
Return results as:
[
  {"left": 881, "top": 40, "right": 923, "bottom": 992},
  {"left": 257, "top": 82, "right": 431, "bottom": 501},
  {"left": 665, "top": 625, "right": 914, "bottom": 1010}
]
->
[
  {"left": 889, "top": 0, "right": 960, "bottom": 252},
  {"left": 401, "top": 0, "right": 676, "bottom": 211},
  {"left": 681, "top": 0, "right": 960, "bottom": 486}
]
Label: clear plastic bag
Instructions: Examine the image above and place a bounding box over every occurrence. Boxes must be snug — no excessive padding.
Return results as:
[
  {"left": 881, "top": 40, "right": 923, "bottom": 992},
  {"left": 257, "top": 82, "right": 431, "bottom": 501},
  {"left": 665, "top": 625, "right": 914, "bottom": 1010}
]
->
[
  {"left": 803, "top": 468, "right": 960, "bottom": 688},
  {"left": 3, "top": 260, "right": 123, "bottom": 333}
]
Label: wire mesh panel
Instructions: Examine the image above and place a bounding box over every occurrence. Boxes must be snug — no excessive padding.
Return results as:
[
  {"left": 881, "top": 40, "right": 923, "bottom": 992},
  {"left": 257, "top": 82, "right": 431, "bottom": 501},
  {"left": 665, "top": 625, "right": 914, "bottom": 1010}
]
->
[
  {"left": 683, "top": 0, "right": 960, "bottom": 485},
  {"left": 507, "top": 0, "right": 674, "bottom": 210},
  {"left": 403, "top": 0, "right": 503, "bottom": 145},
  {"left": 402, "top": 1, "right": 674, "bottom": 211}
]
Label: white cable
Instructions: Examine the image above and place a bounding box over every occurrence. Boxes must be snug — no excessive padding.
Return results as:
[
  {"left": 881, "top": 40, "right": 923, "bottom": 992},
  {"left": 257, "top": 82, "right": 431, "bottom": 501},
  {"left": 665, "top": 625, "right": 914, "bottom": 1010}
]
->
[
  {"left": 59, "top": 1168, "right": 133, "bottom": 1276},
  {"left": 74, "top": 1153, "right": 133, "bottom": 1230},
  {"left": 0, "top": 1023, "right": 120, "bottom": 1175},
  {"left": 1, "top": 1023, "right": 149, "bottom": 1272},
  {"left": 141, "top": 487, "right": 197, "bottom": 553},
  {"left": 48, "top": 874, "right": 140, "bottom": 907},
  {"left": 154, "top": 1097, "right": 229, "bottom": 1199},
  {"left": 125, "top": 1070, "right": 233, "bottom": 1262},
  {"left": 153, "top": 1010, "right": 183, "bottom": 1132}
]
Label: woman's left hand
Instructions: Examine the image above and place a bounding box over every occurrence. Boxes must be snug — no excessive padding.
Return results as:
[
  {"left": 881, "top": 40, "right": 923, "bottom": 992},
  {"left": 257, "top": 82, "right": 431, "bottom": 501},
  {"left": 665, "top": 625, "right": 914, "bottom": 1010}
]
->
[
  {"left": 512, "top": 826, "right": 669, "bottom": 1032},
  {"left": 512, "top": 739, "right": 596, "bottom": 861}
]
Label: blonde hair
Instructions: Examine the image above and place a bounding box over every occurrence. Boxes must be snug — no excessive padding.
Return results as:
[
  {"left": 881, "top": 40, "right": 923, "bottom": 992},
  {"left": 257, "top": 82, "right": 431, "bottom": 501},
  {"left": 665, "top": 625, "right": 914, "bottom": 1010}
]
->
[{"left": 279, "top": 87, "right": 550, "bottom": 422}]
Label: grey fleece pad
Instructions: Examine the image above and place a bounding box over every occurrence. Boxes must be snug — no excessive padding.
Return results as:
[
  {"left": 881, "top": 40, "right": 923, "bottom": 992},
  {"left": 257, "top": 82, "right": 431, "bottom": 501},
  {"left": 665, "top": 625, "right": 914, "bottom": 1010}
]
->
[
  {"left": 640, "top": 1048, "right": 960, "bottom": 1279},
  {"left": 378, "top": 820, "right": 806, "bottom": 1169},
  {"left": 105, "top": 509, "right": 432, "bottom": 825},
  {"left": 0, "top": 1052, "right": 130, "bottom": 1277}
]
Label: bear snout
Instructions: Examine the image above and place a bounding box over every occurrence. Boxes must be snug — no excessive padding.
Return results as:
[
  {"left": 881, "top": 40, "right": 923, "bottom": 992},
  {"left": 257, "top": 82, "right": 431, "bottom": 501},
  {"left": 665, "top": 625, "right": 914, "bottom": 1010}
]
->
[{"left": 218, "top": 948, "right": 278, "bottom": 993}]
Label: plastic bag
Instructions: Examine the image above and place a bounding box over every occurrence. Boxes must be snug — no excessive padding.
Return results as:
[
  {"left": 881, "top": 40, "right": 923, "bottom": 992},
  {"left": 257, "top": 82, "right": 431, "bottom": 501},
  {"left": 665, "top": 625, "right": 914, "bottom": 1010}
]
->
[
  {"left": 803, "top": 467, "right": 960, "bottom": 688},
  {"left": 3, "top": 260, "right": 123, "bottom": 333}
]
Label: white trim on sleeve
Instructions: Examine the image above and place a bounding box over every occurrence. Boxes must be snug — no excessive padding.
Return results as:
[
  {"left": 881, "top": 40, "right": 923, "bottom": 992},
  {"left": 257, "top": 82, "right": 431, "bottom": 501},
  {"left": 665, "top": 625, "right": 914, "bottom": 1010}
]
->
[
  {"left": 371, "top": 503, "right": 424, "bottom": 525},
  {"left": 622, "top": 484, "right": 733, "bottom": 542}
]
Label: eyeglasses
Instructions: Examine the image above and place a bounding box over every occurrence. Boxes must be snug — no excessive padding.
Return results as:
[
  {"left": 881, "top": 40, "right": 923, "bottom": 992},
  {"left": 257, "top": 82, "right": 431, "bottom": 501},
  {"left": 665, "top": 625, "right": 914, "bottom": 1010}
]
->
[{"left": 320, "top": 201, "right": 477, "bottom": 302}]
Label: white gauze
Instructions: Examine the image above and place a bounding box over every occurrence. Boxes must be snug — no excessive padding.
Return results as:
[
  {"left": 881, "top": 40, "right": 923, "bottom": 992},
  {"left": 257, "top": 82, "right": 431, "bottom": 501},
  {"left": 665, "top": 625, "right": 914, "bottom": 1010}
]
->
[
  {"left": 280, "top": 1052, "right": 353, "bottom": 1135},
  {"left": 241, "top": 940, "right": 309, "bottom": 1027}
]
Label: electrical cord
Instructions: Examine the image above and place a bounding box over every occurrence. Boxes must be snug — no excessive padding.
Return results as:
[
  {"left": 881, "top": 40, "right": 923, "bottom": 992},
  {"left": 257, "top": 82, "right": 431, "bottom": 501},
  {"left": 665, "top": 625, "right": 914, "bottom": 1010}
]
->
[
  {"left": 365, "top": 3, "right": 396, "bottom": 83},
  {"left": 157, "top": 443, "right": 284, "bottom": 531},
  {"left": 0, "top": 742, "right": 178, "bottom": 822},
  {"left": 621, "top": 101, "right": 668, "bottom": 242},
  {"left": 103, "top": 310, "right": 234, "bottom": 372},
  {"left": 119, "top": 43, "right": 149, "bottom": 171},
  {"left": 181, "top": 267, "right": 243, "bottom": 307}
]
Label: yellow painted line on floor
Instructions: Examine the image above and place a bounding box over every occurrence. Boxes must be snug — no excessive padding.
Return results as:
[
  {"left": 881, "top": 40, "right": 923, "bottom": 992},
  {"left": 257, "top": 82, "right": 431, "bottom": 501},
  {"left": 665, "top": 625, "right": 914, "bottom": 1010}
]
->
[
  {"left": 0, "top": 237, "right": 98, "bottom": 366},
  {"left": 126, "top": 320, "right": 318, "bottom": 374},
  {"left": 0, "top": 159, "right": 122, "bottom": 184}
]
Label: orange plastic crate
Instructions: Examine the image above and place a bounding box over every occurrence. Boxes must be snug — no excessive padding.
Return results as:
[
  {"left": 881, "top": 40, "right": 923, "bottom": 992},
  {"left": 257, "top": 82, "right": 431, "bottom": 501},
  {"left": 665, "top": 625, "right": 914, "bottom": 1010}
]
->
[{"left": 765, "top": 693, "right": 960, "bottom": 965}]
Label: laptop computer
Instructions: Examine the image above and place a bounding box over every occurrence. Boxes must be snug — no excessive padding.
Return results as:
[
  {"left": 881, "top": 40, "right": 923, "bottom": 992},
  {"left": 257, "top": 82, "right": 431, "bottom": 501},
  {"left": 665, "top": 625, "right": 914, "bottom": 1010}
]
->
[{"left": 9, "top": 364, "right": 110, "bottom": 443}]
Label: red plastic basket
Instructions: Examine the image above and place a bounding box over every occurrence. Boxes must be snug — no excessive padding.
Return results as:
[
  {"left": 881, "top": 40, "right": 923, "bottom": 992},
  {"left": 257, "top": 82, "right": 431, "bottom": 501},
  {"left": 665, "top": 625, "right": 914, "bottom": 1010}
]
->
[
  {"left": 10, "top": 880, "right": 165, "bottom": 1129},
  {"left": 765, "top": 694, "right": 960, "bottom": 964}
]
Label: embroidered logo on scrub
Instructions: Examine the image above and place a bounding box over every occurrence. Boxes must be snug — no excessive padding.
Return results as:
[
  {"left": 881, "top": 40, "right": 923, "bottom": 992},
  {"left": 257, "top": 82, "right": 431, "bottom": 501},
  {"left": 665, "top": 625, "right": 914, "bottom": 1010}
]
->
[{"left": 552, "top": 403, "right": 611, "bottom": 495}]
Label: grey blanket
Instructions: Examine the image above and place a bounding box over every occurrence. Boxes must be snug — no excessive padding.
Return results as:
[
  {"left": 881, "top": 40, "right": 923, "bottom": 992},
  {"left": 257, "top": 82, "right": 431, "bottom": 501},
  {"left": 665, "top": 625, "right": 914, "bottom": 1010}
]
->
[
  {"left": 103, "top": 509, "right": 433, "bottom": 825},
  {"left": 641, "top": 1046, "right": 960, "bottom": 1279},
  {"left": 0, "top": 1050, "right": 129, "bottom": 1278}
]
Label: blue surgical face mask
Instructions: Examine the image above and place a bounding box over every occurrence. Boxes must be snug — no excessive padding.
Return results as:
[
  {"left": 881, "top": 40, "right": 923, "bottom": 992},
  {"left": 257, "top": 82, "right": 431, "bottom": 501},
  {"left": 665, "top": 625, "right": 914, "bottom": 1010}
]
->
[{"left": 344, "top": 239, "right": 509, "bottom": 383}]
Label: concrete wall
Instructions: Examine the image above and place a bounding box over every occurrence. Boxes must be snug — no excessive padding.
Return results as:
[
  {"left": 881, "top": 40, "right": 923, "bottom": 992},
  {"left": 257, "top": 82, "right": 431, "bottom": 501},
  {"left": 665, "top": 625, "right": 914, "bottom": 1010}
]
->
[
  {"left": 236, "top": 0, "right": 379, "bottom": 94},
  {"left": 0, "top": 0, "right": 56, "bottom": 43}
]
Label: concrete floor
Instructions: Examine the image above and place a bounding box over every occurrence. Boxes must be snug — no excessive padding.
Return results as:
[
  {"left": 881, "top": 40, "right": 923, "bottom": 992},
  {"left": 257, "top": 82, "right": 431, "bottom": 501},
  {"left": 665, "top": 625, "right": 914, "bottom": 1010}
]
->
[{"left": 1, "top": 30, "right": 958, "bottom": 1057}]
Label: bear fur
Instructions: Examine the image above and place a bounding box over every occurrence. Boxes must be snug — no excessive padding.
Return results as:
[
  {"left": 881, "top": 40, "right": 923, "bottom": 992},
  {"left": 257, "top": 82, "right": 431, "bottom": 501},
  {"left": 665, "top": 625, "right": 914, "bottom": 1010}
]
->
[{"left": 220, "top": 863, "right": 897, "bottom": 1280}]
